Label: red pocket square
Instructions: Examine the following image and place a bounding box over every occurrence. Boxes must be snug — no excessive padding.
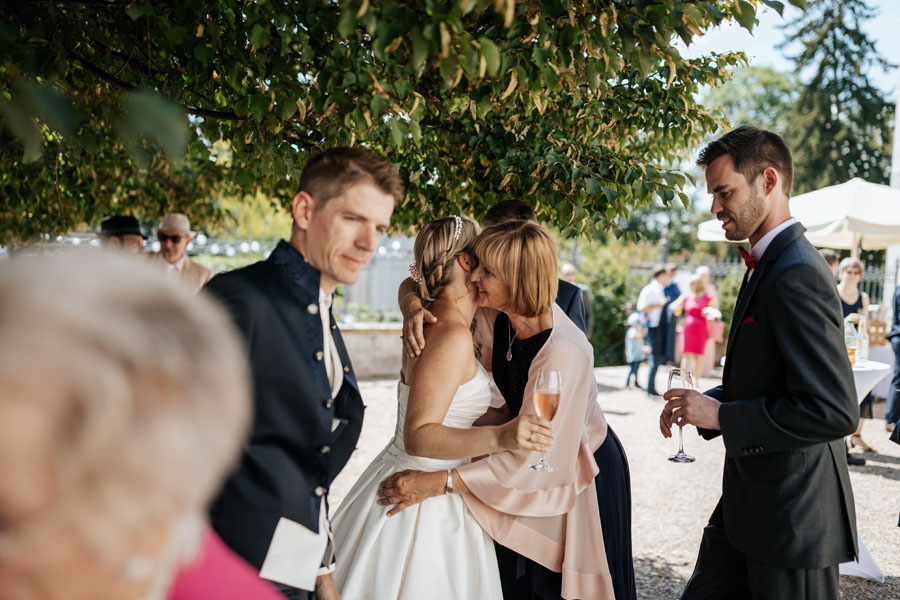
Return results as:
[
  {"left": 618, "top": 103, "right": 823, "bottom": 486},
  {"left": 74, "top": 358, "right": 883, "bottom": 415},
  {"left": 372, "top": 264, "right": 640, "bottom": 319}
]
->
[{"left": 742, "top": 315, "right": 756, "bottom": 324}]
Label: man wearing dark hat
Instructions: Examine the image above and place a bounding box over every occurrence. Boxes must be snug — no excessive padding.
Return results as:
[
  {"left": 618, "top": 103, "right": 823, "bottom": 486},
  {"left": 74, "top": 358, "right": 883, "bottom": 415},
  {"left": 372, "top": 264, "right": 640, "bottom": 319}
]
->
[
  {"left": 98, "top": 215, "right": 146, "bottom": 253},
  {"left": 154, "top": 212, "right": 213, "bottom": 293}
]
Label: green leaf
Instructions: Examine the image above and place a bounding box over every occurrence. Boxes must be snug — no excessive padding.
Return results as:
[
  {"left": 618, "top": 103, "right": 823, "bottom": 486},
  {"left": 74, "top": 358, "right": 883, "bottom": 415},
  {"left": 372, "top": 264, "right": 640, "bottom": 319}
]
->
[
  {"left": 478, "top": 37, "right": 501, "bottom": 77},
  {"left": 0, "top": 97, "right": 42, "bottom": 162},
  {"left": 337, "top": 8, "right": 358, "bottom": 37},
  {"left": 193, "top": 44, "right": 215, "bottom": 65},
  {"left": 235, "top": 169, "right": 254, "bottom": 188},
  {"left": 16, "top": 80, "right": 82, "bottom": 138},
  {"left": 409, "top": 119, "right": 422, "bottom": 145},
  {"left": 389, "top": 118, "right": 404, "bottom": 148},
  {"left": 411, "top": 29, "right": 429, "bottom": 77},
  {"left": 250, "top": 24, "right": 271, "bottom": 49},
  {"left": 735, "top": 1, "right": 757, "bottom": 31},
  {"left": 125, "top": 2, "right": 153, "bottom": 20},
  {"left": 760, "top": 0, "right": 786, "bottom": 15},
  {"left": 279, "top": 101, "right": 297, "bottom": 119},
  {"left": 123, "top": 91, "right": 188, "bottom": 166}
]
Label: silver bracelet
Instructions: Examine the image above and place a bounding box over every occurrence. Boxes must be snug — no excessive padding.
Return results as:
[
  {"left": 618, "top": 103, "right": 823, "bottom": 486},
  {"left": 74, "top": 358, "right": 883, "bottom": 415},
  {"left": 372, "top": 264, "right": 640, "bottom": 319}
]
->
[{"left": 444, "top": 469, "right": 453, "bottom": 494}]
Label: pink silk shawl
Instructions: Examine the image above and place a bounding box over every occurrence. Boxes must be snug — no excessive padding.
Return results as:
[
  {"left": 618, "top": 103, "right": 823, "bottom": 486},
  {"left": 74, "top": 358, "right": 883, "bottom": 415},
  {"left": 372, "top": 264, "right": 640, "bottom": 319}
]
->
[{"left": 460, "top": 304, "right": 614, "bottom": 599}]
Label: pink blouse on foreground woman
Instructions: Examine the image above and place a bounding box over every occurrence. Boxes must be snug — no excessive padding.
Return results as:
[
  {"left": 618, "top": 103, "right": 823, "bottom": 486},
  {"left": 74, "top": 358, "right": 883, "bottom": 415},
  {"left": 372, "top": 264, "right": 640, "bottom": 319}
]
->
[{"left": 168, "top": 528, "right": 282, "bottom": 600}]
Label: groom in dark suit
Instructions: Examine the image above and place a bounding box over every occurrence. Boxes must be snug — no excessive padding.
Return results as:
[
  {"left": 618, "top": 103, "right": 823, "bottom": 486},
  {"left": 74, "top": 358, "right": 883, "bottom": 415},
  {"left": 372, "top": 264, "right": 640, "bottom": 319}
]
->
[
  {"left": 205, "top": 148, "right": 404, "bottom": 599},
  {"left": 660, "top": 127, "right": 858, "bottom": 600}
]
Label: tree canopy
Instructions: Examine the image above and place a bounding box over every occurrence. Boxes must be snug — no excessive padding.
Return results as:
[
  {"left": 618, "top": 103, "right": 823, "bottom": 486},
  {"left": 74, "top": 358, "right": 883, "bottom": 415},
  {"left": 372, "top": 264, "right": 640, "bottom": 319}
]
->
[
  {"left": 781, "top": 0, "right": 893, "bottom": 194},
  {"left": 1, "top": 0, "right": 804, "bottom": 242}
]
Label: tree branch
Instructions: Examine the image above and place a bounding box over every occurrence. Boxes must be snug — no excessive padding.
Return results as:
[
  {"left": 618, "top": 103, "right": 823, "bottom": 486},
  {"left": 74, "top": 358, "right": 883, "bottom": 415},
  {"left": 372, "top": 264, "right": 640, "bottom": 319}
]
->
[{"left": 70, "top": 51, "right": 247, "bottom": 121}]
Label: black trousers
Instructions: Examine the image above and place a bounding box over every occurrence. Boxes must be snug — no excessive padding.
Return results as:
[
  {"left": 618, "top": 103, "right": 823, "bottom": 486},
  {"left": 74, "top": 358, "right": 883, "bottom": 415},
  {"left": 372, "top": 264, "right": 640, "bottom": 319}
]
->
[{"left": 681, "top": 507, "right": 839, "bottom": 600}]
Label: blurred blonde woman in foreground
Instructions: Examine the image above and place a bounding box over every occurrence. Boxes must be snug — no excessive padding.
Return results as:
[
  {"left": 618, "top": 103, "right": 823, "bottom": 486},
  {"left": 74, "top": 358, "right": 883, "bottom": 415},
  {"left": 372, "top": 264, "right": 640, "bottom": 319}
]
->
[{"left": 0, "top": 251, "right": 280, "bottom": 600}]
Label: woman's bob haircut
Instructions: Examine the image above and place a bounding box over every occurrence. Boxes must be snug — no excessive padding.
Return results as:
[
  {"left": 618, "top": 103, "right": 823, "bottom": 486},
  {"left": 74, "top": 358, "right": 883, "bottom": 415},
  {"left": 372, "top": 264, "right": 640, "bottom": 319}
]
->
[{"left": 472, "top": 220, "right": 559, "bottom": 317}]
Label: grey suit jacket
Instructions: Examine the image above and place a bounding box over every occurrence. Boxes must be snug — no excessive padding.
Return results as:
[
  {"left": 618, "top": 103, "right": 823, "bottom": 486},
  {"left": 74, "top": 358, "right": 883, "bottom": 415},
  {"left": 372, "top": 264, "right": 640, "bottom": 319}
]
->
[{"left": 701, "top": 222, "right": 858, "bottom": 569}]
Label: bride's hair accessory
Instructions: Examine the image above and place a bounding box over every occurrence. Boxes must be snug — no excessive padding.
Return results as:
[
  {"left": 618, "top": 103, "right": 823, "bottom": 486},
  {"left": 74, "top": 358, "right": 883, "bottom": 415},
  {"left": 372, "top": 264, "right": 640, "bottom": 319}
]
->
[
  {"left": 452, "top": 216, "right": 463, "bottom": 243},
  {"left": 409, "top": 262, "right": 421, "bottom": 283}
]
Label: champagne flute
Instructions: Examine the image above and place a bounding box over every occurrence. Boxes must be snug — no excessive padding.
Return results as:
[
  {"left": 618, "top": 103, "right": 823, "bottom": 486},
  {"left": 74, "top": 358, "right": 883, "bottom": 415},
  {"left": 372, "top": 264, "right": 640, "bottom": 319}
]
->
[
  {"left": 667, "top": 368, "right": 696, "bottom": 464},
  {"left": 529, "top": 369, "right": 560, "bottom": 472}
]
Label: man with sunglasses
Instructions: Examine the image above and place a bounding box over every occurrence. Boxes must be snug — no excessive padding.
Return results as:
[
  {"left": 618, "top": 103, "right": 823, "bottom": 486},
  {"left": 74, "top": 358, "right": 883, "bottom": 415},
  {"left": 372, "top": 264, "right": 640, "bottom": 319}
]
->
[{"left": 154, "top": 212, "right": 213, "bottom": 293}]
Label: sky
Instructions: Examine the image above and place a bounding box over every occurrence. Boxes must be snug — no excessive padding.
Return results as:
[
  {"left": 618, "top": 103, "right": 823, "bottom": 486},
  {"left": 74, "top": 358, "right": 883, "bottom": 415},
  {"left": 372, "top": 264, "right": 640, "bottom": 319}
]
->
[{"left": 682, "top": 0, "right": 900, "bottom": 95}]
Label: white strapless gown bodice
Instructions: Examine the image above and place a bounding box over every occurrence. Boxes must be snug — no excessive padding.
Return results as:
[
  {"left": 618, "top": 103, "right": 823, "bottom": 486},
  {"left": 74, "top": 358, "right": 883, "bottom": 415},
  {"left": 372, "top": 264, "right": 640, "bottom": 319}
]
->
[{"left": 331, "top": 364, "right": 502, "bottom": 600}]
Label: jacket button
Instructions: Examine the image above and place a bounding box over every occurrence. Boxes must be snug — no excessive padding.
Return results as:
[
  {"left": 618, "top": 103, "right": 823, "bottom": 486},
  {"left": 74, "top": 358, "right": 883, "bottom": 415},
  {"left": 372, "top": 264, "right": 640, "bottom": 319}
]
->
[
  {"left": 343, "top": 365, "right": 350, "bottom": 373},
  {"left": 315, "top": 351, "right": 324, "bottom": 361},
  {"left": 314, "top": 486, "right": 326, "bottom": 497},
  {"left": 320, "top": 445, "right": 331, "bottom": 454},
  {"left": 324, "top": 399, "right": 333, "bottom": 409},
  {"left": 331, "top": 323, "right": 337, "bottom": 330},
  {"left": 307, "top": 303, "right": 319, "bottom": 315}
]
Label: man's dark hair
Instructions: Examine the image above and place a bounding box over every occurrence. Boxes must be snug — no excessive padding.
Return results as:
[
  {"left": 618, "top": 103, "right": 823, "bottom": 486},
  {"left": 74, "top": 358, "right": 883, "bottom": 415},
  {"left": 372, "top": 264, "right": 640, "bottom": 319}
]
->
[
  {"left": 697, "top": 126, "right": 794, "bottom": 197},
  {"left": 298, "top": 147, "right": 405, "bottom": 207},
  {"left": 483, "top": 200, "right": 537, "bottom": 227},
  {"left": 818, "top": 248, "right": 840, "bottom": 266},
  {"left": 651, "top": 264, "right": 667, "bottom": 278}
]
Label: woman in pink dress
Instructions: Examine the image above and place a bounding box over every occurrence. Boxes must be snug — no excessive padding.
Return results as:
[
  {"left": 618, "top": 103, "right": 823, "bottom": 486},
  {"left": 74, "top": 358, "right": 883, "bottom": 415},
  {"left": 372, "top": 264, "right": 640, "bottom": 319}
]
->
[{"left": 675, "top": 274, "right": 713, "bottom": 378}]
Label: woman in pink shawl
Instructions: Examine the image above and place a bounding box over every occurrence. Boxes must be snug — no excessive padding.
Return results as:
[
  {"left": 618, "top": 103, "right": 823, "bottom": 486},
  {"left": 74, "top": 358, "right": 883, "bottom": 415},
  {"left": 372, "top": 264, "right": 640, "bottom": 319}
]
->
[{"left": 380, "top": 221, "right": 635, "bottom": 600}]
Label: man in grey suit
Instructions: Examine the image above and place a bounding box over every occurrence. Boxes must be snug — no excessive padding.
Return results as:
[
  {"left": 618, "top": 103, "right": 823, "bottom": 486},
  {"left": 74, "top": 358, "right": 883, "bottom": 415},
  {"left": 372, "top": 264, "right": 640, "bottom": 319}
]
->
[{"left": 660, "top": 127, "right": 858, "bottom": 600}]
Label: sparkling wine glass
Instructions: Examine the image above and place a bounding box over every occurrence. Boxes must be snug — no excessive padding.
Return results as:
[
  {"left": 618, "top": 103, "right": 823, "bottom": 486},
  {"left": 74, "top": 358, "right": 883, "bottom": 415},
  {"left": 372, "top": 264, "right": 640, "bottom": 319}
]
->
[
  {"left": 667, "top": 368, "right": 696, "bottom": 464},
  {"left": 529, "top": 369, "right": 560, "bottom": 472}
]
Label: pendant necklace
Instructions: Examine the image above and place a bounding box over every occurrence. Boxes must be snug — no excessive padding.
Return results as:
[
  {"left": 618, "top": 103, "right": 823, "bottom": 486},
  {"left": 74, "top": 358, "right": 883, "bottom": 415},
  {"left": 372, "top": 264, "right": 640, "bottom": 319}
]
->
[{"left": 506, "top": 319, "right": 517, "bottom": 361}]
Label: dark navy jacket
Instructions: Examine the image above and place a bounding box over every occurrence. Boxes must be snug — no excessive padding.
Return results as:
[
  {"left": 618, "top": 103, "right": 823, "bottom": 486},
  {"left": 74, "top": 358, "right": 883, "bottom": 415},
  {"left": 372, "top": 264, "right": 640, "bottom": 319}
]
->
[
  {"left": 206, "top": 241, "right": 364, "bottom": 570},
  {"left": 556, "top": 279, "right": 587, "bottom": 335}
]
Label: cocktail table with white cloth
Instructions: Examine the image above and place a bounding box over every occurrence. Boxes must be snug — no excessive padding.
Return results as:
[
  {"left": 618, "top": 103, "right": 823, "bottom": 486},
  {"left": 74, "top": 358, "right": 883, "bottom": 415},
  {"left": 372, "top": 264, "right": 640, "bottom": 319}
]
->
[
  {"left": 839, "top": 358, "right": 891, "bottom": 582},
  {"left": 867, "top": 344, "right": 894, "bottom": 399}
]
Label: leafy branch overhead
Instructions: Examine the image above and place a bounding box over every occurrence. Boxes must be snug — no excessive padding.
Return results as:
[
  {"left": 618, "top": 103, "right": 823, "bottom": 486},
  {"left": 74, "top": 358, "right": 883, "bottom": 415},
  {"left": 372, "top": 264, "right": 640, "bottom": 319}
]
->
[{"left": 0, "top": 0, "right": 805, "bottom": 242}]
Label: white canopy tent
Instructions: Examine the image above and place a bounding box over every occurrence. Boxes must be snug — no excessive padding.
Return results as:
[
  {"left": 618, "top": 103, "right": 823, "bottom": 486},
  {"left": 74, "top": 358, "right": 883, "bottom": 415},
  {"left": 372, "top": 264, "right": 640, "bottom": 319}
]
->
[{"left": 697, "top": 178, "right": 900, "bottom": 255}]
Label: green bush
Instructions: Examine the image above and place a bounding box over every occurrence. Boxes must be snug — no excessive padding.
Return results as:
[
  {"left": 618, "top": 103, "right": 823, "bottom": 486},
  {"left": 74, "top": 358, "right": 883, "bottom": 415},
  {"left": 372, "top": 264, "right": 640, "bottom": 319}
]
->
[
  {"left": 716, "top": 269, "right": 744, "bottom": 338},
  {"left": 576, "top": 239, "right": 657, "bottom": 367}
]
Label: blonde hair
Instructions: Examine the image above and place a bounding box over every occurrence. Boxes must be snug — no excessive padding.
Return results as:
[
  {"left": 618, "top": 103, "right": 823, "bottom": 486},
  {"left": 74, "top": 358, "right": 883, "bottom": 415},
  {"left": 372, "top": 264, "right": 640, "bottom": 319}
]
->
[
  {"left": 689, "top": 274, "right": 706, "bottom": 295},
  {"left": 695, "top": 266, "right": 711, "bottom": 289},
  {"left": 413, "top": 216, "right": 478, "bottom": 305},
  {"left": 839, "top": 257, "right": 864, "bottom": 274},
  {"left": 472, "top": 221, "right": 559, "bottom": 317},
  {"left": 0, "top": 251, "right": 250, "bottom": 559}
]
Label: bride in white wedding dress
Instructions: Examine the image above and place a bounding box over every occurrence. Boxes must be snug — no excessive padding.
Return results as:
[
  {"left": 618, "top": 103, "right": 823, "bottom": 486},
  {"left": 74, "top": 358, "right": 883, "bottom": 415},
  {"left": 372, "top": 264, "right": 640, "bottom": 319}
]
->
[{"left": 331, "top": 217, "right": 552, "bottom": 600}]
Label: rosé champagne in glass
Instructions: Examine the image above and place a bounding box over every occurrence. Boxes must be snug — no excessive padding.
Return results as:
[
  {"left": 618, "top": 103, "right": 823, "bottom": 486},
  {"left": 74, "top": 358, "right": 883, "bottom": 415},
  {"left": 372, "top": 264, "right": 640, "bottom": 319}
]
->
[{"left": 529, "top": 369, "right": 560, "bottom": 472}]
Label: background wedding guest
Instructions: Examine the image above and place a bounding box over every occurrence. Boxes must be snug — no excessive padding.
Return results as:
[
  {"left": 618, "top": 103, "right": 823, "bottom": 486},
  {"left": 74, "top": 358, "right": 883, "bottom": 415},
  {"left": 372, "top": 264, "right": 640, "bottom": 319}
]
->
[
  {"left": 624, "top": 312, "right": 647, "bottom": 389},
  {"left": 98, "top": 215, "right": 146, "bottom": 253},
  {"left": 154, "top": 212, "right": 213, "bottom": 293},
  {"left": 837, "top": 257, "right": 873, "bottom": 457},
  {"left": 661, "top": 127, "right": 857, "bottom": 600},
  {"left": 671, "top": 274, "right": 713, "bottom": 379},
  {"left": 664, "top": 263, "right": 682, "bottom": 302},
  {"left": 560, "top": 262, "right": 594, "bottom": 336},
  {"left": 0, "top": 251, "right": 278, "bottom": 600},
  {"left": 205, "top": 147, "right": 403, "bottom": 599},
  {"left": 637, "top": 265, "right": 670, "bottom": 397},
  {"left": 819, "top": 248, "right": 840, "bottom": 279},
  {"left": 838, "top": 257, "right": 869, "bottom": 326},
  {"left": 695, "top": 266, "right": 721, "bottom": 377}
]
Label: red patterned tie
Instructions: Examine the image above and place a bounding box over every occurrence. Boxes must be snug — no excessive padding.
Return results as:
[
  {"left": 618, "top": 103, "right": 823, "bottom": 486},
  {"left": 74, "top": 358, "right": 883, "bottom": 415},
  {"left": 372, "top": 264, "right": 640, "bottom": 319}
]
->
[{"left": 738, "top": 247, "right": 756, "bottom": 269}]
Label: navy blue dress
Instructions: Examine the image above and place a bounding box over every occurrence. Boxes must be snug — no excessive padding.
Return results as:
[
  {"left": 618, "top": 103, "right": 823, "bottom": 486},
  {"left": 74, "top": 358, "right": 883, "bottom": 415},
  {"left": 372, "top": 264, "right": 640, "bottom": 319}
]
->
[{"left": 492, "top": 313, "right": 636, "bottom": 600}]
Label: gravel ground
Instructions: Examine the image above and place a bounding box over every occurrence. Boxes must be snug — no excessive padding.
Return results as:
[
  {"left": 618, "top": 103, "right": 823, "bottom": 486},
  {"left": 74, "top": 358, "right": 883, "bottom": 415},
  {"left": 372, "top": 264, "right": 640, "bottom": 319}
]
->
[{"left": 331, "top": 366, "right": 900, "bottom": 599}]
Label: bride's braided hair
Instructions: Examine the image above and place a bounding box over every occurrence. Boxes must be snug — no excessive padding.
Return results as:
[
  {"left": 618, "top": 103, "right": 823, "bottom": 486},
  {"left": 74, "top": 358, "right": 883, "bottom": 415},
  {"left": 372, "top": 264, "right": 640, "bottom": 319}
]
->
[{"left": 413, "top": 216, "right": 477, "bottom": 306}]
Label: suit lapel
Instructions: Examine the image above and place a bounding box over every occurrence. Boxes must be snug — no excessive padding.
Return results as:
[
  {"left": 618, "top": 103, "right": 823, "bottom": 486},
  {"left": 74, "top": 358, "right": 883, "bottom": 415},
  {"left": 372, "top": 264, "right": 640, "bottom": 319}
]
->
[
  {"left": 724, "top": 222, "right": 807, "bottom": 379},
  {"left": 728, "top": 263, "right": 766, "bottom": 351}
]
